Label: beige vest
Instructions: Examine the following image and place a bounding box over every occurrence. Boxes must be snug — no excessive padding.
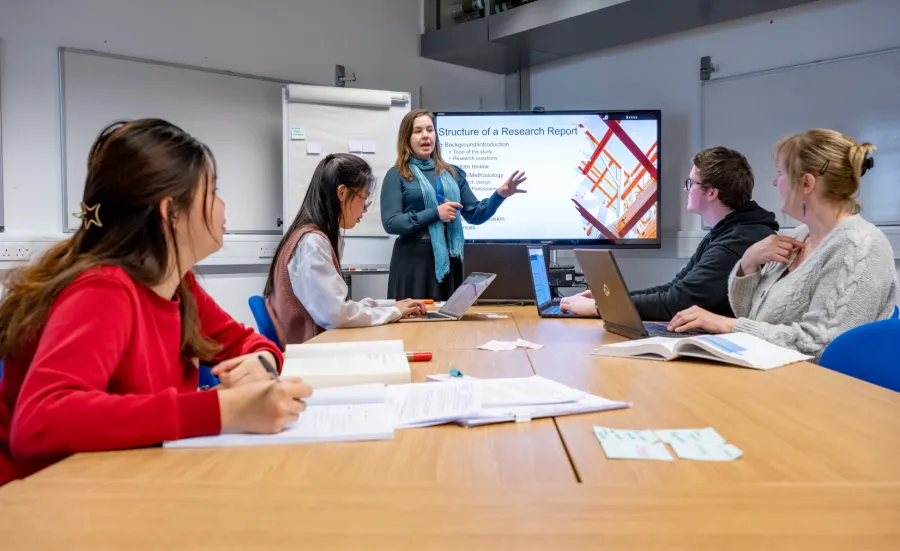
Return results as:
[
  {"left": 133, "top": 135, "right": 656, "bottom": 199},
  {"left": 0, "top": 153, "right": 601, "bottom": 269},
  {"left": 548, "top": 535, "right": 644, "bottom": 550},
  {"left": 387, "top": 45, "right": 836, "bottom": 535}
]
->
[{"left": 265, "top": 225, "right": 342, "bottom": 348}]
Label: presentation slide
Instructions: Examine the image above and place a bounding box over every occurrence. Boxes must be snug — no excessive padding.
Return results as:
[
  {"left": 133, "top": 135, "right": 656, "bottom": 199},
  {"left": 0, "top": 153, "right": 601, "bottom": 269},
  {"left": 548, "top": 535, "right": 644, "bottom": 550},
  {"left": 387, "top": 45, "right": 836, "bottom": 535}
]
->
[{"left": 435, "top": 111, "right": 660, "bottom": 244}]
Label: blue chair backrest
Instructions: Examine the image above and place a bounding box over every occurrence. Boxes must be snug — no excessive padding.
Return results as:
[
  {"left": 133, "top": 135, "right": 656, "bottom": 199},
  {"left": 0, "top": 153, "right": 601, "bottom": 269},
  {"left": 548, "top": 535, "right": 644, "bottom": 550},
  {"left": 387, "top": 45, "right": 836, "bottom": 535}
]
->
[
  {"left": 248, "top": 295, "right": 280, "bottom": 346},
  {"left": 820, "top": 317, "right": 900, "bottom": 392},
  {"left": 198, "top": 365, "right": 218, "bottom": 389}
]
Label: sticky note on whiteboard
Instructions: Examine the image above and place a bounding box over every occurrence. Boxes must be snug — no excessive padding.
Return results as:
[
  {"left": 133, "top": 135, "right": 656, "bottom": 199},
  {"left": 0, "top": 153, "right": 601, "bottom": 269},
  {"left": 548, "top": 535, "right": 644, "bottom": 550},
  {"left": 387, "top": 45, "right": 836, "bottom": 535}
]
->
[
  {"left": 290, "top": 126, "right": 306, "bottom": 141},
  {"left": 348, "top": 140, "right": 364, "bottom": 153},
  {"left": 306, "top": 142, "right": 322, "bottom": 155},
  {"left": 362, "top": 141, "right": 377, "bottom": 154}
]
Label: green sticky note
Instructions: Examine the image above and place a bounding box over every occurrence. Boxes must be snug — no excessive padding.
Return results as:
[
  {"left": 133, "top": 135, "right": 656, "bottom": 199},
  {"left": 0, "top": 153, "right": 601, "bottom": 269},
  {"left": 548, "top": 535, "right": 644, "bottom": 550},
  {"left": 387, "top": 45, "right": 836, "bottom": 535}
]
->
[{"left": 290, "top": 126, "right": 306, "bottom": 141}]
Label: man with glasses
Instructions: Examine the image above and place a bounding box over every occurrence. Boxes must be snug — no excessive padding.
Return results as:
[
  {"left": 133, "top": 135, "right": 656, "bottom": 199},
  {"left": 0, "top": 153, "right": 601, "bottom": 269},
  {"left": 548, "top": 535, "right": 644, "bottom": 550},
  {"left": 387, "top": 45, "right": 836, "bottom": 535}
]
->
[{"left": 562, "top": 146, "right": 778, "bottom": 321}]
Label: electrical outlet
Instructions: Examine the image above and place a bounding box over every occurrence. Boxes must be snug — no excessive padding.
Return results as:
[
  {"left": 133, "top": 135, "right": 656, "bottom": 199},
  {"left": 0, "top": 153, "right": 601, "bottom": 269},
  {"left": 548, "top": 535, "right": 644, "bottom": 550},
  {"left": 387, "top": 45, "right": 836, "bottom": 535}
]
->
[
  {"left": 257, "top": 242, "right": 278, "bottom": 259},
  {"left": 0, "top": 243, "right": 32, "bottom": 261}
]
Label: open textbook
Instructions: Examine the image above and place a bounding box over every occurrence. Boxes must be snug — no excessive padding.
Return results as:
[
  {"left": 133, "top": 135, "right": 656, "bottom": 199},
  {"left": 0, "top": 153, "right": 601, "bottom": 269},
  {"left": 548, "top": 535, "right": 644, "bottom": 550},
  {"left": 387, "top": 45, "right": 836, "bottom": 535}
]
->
[
  {"left": 281, "top": 340, "right": 411, "bottom": 388},
  {"left": 164, "top": 384, "right": 396, "bottom": 449},
  {"left": 591, "top": 332, "right": 811, "bottom": 370},
  {"left": 164, "top": 377, "right": 630, "bottom": 448}
]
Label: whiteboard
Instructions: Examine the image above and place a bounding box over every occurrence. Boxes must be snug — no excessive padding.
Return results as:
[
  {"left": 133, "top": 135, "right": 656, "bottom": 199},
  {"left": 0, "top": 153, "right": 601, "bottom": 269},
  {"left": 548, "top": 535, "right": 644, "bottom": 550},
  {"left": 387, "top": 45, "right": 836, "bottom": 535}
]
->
[
  {"left": 284, "top": 84, "right": 411, "bottom": 237},
  {"left": 59, "top": 48, "right": 284, "bottom": 233},
  {"left": 702, "top": 47, "right": 900, "bottom": 228}
]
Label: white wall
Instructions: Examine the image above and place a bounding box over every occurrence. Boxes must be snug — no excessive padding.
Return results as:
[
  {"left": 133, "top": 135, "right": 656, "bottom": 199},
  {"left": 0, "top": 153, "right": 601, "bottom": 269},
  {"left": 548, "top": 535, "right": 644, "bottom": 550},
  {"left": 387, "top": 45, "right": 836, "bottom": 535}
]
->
[
  {"left": 529, "top": 0, "right": 900, "bottom": 289},
  {"left": 0, "top": 0, "right": 506, "bottom": 322}
]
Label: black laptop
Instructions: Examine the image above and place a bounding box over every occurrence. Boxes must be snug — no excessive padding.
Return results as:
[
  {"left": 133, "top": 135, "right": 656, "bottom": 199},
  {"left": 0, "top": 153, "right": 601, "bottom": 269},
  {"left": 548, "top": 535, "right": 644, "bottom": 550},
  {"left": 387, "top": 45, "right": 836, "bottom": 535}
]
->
[{"left": 574, "top": 249, "right": 704, "bottom": 339}]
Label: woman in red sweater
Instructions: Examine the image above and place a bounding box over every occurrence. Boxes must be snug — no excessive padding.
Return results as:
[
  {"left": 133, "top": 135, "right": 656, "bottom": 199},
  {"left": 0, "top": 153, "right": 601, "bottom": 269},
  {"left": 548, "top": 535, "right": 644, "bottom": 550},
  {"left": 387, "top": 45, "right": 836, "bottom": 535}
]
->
[{"left": 0, "top": 119, "right": 312, "bottom": 486}]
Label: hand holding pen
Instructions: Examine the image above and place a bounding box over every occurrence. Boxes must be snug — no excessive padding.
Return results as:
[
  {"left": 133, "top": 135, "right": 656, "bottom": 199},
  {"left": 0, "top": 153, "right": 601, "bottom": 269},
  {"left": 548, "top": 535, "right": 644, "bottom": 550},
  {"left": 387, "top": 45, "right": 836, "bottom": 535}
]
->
[
  {"left": 436, "top": 194, "right": 463, "bottom": 222},
  {"left": 214, "top": 354, "right": 312, "bottom": 434}
]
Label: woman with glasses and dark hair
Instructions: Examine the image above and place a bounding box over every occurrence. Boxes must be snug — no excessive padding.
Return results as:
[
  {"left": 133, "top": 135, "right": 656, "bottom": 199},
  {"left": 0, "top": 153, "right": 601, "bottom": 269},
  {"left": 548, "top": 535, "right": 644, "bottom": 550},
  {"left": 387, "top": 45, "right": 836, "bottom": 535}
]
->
[{"left": 265, "top": 153, "right": 426, "bottom": 347}]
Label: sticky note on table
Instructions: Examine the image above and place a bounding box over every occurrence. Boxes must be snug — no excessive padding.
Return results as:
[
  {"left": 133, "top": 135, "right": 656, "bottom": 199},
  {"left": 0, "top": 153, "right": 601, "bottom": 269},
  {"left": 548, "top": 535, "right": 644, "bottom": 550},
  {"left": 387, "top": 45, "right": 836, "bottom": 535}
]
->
[
  {"left": 290, "top": 126, "right": 306, "bottom": 140},
  {"left": 654, "top": 427, "right": 726, "bottom": 447},
  {"left": 362, "top": 140, "right": 377, "bottom": 154},
  {"left": 668, "top": 441, "right": 743, "bottom": 461},
  {"left": 599, "top": 440, "right": 674, "bottom": 461},
  {"left": 306, "top": 142, "right": 322, "bottom": 155},
  {"left": 349, "top": 140, "right": 364, "bottom": 153},
  {"left": 593, "top": 426, "right": 660, "bottom": 444}
]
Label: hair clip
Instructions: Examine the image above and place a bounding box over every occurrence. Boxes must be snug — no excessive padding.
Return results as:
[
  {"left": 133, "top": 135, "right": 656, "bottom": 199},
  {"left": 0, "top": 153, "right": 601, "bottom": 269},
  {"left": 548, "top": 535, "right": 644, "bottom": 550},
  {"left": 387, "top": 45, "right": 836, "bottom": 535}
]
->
[
  {"left": 73, "top": 201, "right": 103, "bottom": 230},
  {"left": 861, "top": 155, "right": 875, "bottom": 176},
  {"left": 819, "top": 160, "right": 830, "bottom": 175}
]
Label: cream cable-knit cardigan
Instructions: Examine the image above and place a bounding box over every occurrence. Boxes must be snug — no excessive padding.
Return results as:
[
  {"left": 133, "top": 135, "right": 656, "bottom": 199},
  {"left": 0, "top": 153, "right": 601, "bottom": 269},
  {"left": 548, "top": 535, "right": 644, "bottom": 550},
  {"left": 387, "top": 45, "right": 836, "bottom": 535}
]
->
[{"left": 728, "top": 215, "right": 898, "bottom": 360}]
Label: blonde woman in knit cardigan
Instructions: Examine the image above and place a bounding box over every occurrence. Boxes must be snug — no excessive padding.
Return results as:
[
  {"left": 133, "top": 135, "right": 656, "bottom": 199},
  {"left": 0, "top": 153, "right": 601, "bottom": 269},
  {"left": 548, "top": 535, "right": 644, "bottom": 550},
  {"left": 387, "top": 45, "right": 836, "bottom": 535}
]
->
[
  {"left": 264, "top": 154, "right": 426, "bottom": 347},
  {"left": 668, "top": 129, "right": 898, "bottom": 360}
]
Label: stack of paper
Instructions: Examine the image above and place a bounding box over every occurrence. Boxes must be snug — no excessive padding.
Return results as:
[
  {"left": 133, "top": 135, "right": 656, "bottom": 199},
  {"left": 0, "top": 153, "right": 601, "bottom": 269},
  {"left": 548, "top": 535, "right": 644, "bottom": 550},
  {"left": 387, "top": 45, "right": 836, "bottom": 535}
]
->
[
  {"left": 163, "top": 377, "right": 631, "bottom": 449},
  {"left": 457, "top": 375, "right": 631, "bottom": 427},
  {"left": 281, "top": 340, "right": 411, "bottom": 388},
  {"left": 165, "top": 401, "right": 395, "bottom": 449},
  {"left": 593, "top": 426, "right": 743, "bottom": 461},
  {"left": 386, "top": 381, "right": 481, "bottom": 428}
]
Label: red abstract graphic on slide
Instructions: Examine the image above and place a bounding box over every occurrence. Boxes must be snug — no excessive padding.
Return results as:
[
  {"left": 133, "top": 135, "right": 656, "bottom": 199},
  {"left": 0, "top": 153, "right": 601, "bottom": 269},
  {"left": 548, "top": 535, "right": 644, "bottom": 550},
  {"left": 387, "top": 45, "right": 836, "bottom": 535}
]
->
[{"left": 571, "top": 116, "right": 658, "bottom": 242}]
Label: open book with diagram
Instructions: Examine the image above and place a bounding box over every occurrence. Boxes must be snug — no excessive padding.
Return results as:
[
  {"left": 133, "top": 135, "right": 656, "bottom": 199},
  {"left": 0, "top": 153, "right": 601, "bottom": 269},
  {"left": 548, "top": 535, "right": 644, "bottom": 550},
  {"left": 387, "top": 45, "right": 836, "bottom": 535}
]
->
[{"left": 591, "top": 332, "right": 811, "bottom": 370}]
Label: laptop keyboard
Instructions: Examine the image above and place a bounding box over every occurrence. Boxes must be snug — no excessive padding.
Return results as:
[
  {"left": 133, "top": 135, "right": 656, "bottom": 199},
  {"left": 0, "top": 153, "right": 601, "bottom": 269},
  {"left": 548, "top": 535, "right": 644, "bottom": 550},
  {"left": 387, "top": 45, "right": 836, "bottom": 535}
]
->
[
  {"left": 543, "top": 305, "right": 565, "bottom": 315},
  {"left": 644, "top": 322, "right": 705, "bottom": 339}
]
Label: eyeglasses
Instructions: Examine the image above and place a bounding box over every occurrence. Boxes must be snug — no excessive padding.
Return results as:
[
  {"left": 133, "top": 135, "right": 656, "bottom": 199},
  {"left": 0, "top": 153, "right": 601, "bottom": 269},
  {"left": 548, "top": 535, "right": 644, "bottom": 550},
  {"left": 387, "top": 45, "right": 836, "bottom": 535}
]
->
[
  {"left": 348, "top": 187, "right": 374, "bottom": 211},
  {"left": 684, "top": 178, "right": 703, "bottom": 191}
]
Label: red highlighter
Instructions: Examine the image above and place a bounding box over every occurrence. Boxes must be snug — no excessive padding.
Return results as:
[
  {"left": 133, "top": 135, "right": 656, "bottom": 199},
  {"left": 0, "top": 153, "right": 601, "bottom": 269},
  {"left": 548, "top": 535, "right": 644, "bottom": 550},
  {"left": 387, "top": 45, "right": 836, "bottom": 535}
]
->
[{"left": 406, "top": 352, "right": 433, "bottom": 362}]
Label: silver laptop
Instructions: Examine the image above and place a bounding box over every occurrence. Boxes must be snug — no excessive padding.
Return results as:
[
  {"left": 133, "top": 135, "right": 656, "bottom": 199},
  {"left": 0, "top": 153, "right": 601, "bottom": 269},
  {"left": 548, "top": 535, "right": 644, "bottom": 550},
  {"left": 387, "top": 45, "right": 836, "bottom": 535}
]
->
[
  {"left": 399, "top": 272, "right": 497, "bottom": 322},
  {"left": 528, "top": 247, "right": 600, "bottom": 319},
  {"left": 574, "top": 249, "right": 704, "bottom": 340}
]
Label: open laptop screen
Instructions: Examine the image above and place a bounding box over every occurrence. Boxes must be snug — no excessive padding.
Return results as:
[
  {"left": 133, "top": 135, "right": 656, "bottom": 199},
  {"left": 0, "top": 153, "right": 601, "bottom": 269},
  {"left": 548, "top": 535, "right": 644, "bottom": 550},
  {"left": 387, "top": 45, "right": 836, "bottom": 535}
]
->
[
  {"left": 528, "top": 248, "right": 553, "bottom": 308},
  {"left": 440, "top": 272, "right": 496, "bottom": 319}
]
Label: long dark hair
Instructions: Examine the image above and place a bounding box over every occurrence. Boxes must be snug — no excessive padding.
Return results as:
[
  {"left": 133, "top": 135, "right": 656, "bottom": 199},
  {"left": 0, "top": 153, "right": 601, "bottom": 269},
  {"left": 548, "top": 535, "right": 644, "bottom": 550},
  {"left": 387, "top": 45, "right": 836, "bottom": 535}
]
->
[
  {"left": 0, "top": 119, "right": 221, "bottom": 361},
  {"left": 264, "top": 153, "right": 373, "bottom": 297}
]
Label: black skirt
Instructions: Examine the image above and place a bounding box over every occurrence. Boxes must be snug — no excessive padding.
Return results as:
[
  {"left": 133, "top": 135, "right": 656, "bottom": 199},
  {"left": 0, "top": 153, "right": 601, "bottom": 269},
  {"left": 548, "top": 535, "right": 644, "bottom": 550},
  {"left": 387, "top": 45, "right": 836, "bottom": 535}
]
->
[{"left": 387, "top": 228, "right": 464, "bottom": 302}]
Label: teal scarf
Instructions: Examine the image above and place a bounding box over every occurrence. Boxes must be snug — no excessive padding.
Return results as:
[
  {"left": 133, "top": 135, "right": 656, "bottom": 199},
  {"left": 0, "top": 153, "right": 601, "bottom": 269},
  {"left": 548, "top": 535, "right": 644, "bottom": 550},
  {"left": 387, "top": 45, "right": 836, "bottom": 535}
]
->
[{"left": 409, "top": 157, "right": 464, "bottom": 283}]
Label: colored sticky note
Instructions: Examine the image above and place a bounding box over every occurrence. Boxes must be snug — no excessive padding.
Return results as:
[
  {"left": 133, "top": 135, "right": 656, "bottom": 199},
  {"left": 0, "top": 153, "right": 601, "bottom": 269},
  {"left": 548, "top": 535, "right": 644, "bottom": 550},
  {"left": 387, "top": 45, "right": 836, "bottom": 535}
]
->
[
  {"left": 599, "top": 440, "right": 674, "bottom": 461},
  {"left": 668, "top": 442, "right": 743, "bottom": 461},
  {"left": 348, "top": 140, "right": 364, "bottom": 153},
  {"left": 290, "top": 126, "right": 306, "bottom": 140},
  {"left": 593, "top": 426, "right": 660, "bottom": 444},
  {"left": 654, "top": 427, "right": 727, "bottom": 447},
  {"left": 306, "top": 142, "right": 322, "bottom": 155}
]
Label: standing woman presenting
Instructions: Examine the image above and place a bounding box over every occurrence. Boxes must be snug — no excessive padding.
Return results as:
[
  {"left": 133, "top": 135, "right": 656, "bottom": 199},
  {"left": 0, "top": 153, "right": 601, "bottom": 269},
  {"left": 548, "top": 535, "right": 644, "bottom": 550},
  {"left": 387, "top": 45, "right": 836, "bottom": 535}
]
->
[{"left": 381, "top": 109, "right": 527, "bottom": 300}]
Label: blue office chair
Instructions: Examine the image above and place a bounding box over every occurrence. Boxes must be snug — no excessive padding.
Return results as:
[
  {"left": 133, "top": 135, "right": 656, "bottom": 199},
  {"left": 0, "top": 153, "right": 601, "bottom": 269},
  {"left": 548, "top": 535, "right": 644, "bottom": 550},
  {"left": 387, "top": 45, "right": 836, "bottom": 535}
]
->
[
  {"left": 197, "top": 296, "right": 280, "bottom": 390},
  {"left": 248, "top": 295, "right": 280, "bottom": 346},
  {"left": 198, "top": 365, "right": 218, "bottom": 389},
  {"left": 819, "top": 313, "right": 900, "bottom": 392}
]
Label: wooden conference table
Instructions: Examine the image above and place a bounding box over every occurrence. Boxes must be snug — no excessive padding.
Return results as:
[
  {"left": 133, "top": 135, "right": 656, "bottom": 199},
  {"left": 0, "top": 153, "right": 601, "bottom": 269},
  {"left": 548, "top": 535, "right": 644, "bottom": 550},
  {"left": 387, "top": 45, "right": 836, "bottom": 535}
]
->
[{"left": 2, "top": 307, "right": 899, "bottom": 549}]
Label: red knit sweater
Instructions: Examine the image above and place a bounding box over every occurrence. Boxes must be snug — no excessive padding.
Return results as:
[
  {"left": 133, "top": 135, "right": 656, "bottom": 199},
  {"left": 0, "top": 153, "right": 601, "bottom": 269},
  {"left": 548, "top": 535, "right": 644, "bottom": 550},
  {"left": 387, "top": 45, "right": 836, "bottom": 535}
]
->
[{"left": 0, "top": 266, "right": 282, "bottom": 485}]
